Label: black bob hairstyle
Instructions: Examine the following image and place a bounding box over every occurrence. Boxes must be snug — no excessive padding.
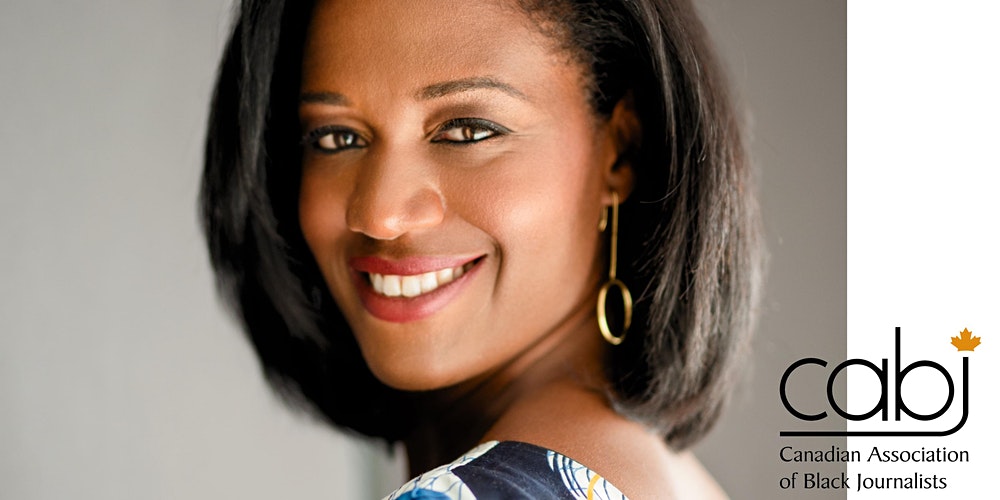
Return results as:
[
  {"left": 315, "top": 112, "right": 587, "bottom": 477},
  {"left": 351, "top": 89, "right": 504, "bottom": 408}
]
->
[{"left": 201, "top": 0, "right": 763, "bottom": 450}]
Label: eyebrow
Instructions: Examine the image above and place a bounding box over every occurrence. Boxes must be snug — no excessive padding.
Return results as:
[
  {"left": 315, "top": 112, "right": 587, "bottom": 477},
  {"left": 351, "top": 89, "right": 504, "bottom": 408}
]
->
[
  {"left": 299, "top": 76, "right": 528, "bottom": 107},
  {"left": 300, "top": 91, "right": 351, "bottom": 106},
  {"left": 416, "top": 77, "right": 528, "bottom": 101}
]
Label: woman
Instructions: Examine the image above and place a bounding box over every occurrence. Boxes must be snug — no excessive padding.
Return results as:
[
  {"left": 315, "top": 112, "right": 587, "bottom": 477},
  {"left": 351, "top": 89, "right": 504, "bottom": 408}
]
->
[{"left": 201, "top": 0, "right": 762, "bottom": 498}]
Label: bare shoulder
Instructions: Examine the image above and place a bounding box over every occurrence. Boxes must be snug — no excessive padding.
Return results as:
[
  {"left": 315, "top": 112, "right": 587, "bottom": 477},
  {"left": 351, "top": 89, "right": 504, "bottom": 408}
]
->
[
  {"left": 483, "top": 381, "right": 728, "bottom": 500},
  {"left": 663, "top": 450, "right": 729, "bottom": 500}
]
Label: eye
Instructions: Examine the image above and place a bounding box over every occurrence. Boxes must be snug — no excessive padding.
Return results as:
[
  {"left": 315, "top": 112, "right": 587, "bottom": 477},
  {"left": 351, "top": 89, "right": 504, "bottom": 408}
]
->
[
  {"left": 431, "top": 118, "right": 510, "bottom": 144},
  {"left": 302, "top": 126, "right": 368, "bottom": 154}
]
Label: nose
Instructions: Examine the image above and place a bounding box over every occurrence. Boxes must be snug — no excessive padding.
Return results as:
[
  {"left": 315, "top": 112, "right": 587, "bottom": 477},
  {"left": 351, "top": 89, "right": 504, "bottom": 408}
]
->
[{"left": 345, "top": 147, "right": 445, "bottom": 240}]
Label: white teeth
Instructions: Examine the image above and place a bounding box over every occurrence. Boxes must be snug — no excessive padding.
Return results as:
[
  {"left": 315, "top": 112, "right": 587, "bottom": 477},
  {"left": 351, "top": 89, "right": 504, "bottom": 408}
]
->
[
  {"left": 367, "top": 262, "right": 474, "bottom": 298},
  {"left": 420, "top": 272, "right": 438, "bottom": 293},
  {"left": 382, "top": 275, "right": 401, "bottom": 297},
  {"left": 401, "top": 276, "right": 422, "bottom": 297},
  {"left": 436, "top": 268, "right": 453, "bottom": 285}
]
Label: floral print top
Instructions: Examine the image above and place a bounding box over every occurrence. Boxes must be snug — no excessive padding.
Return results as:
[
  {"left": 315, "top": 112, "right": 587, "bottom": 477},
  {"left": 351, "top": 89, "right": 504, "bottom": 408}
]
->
[{"left": 383, "top": 441, "right": 629, "bottom": 500}]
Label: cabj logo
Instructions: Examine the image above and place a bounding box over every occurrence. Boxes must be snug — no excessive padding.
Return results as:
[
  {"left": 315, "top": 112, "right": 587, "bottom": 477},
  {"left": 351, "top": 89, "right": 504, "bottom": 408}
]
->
[{"left": 779, "top": 327, "right": 979, "bottom": 437}]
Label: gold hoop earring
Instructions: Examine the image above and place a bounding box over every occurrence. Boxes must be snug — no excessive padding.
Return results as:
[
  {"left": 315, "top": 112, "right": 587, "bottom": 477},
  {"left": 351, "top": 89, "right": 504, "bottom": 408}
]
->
[{"left": 597, "top": 191, "right": 633, "bottom": 346}]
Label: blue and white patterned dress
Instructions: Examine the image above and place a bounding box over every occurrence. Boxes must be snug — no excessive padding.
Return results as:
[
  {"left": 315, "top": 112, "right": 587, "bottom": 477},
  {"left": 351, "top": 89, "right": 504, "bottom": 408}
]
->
[{"left": 384, "top": 441, "right": 629, "bottom": 500}]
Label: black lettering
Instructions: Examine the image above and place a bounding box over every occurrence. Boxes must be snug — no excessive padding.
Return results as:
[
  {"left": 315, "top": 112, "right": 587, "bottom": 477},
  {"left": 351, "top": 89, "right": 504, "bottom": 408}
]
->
[
  {"left": 895, "top": 327, "right": 954, "bottom": 420},
  {"left": 827, "top": 358, "right": 888, "bottom": 421},
  {"left": 780, "top": 357, "right": 828, "bottom": 420}
]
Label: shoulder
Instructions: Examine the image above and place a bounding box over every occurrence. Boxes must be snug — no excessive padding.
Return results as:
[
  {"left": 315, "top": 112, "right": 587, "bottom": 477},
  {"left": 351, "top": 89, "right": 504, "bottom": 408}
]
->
[
  {"left": 481, "top": 381, "right": 728, "bottom": 500},
  {"left": 384, "top": 440, "right": 628, "bottom": 500}
]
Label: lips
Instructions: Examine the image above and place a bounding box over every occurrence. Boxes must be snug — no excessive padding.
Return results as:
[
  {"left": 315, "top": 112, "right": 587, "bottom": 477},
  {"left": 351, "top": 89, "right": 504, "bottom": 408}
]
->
[{"left": 349, "top": 255, "right": 484, "bottom": 322}]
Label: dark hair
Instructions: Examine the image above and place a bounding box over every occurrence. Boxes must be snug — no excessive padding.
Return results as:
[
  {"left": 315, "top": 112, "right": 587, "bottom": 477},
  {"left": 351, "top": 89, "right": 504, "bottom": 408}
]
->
[{"left": 201, "top": 0, "right": 762, "bottom": 449}]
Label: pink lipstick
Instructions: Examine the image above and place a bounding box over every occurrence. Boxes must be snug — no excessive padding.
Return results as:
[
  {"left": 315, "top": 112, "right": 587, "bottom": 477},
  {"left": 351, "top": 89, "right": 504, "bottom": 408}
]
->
[{"left": 349, "top": 255, "right": 484, "bottom": 322}]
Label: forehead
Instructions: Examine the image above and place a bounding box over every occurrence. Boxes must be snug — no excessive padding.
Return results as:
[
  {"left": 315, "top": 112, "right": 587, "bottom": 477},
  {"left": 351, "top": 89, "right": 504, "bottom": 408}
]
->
[{"left": 301, "top": 0, "right": 575, "bottom": 101}]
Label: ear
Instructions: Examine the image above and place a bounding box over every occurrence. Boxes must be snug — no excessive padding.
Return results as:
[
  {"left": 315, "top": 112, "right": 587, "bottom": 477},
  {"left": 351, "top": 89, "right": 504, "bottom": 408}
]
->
[{"left": 600, "top": 91, "right": 641, "bottom": 205}]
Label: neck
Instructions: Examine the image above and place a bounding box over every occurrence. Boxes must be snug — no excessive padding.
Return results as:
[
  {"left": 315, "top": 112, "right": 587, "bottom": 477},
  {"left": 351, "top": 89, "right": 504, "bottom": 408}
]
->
[{"left": 401, "top": 288, "right": 608, "bottom": 476}]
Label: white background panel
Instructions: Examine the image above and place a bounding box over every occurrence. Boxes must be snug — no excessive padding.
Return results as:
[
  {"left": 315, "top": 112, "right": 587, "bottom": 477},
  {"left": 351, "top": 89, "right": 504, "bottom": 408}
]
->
[{"left": 848, "top": 1, "right": 999, "bottom": 498}]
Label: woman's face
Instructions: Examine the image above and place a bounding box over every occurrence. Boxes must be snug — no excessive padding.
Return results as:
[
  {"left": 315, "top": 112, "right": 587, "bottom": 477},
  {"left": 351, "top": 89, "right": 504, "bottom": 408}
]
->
[{"left": 299, "top": 0, "right": 627, "bottom": 391}]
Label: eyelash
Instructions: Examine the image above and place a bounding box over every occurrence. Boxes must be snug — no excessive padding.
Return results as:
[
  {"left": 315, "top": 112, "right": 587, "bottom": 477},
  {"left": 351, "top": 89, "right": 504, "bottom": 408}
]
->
[
  {"left": 301, "top": 118, "right": 510, "bottom": 154},
  {"left": 301, "top": 126, "right": 367, "bottom": 155},
  {"left": 431, "top": 118, "right": 510, "bottom": 144}
]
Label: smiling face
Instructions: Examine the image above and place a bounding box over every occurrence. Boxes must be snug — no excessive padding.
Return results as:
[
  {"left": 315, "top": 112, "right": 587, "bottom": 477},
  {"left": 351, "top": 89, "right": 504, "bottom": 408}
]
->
[{"left": 298, "top": 0, "right": 629, "bottom": 391}]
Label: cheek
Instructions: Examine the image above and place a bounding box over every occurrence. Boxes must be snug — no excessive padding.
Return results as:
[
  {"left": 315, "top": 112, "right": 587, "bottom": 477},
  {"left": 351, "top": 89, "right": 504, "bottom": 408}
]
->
[
  {"left": 447, "top": 134, "right": 606, "bottom": 313},
  {"left": 505, "top": 168, "right": 594, "bottom": 252},
  {"left": 505, "top": 138, "right": 602, "bottom": 248},
  {"left": 298, "top": 171, "right": 350, "bottom": 270}
]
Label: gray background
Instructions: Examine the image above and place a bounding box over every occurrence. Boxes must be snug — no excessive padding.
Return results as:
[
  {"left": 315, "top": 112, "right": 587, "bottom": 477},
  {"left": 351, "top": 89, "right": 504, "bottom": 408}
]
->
[
  {"left": 694, "top": 1, "right": 846, "bottom": 499},
  {"left": 0, "top": 1, "right": 844, "bottom": 498}
]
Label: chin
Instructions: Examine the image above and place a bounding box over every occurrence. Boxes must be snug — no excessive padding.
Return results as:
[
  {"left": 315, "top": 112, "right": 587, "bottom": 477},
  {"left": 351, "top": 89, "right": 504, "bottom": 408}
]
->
[{"left": 362, "top": 353, "right": 472, "bottom": 392}]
